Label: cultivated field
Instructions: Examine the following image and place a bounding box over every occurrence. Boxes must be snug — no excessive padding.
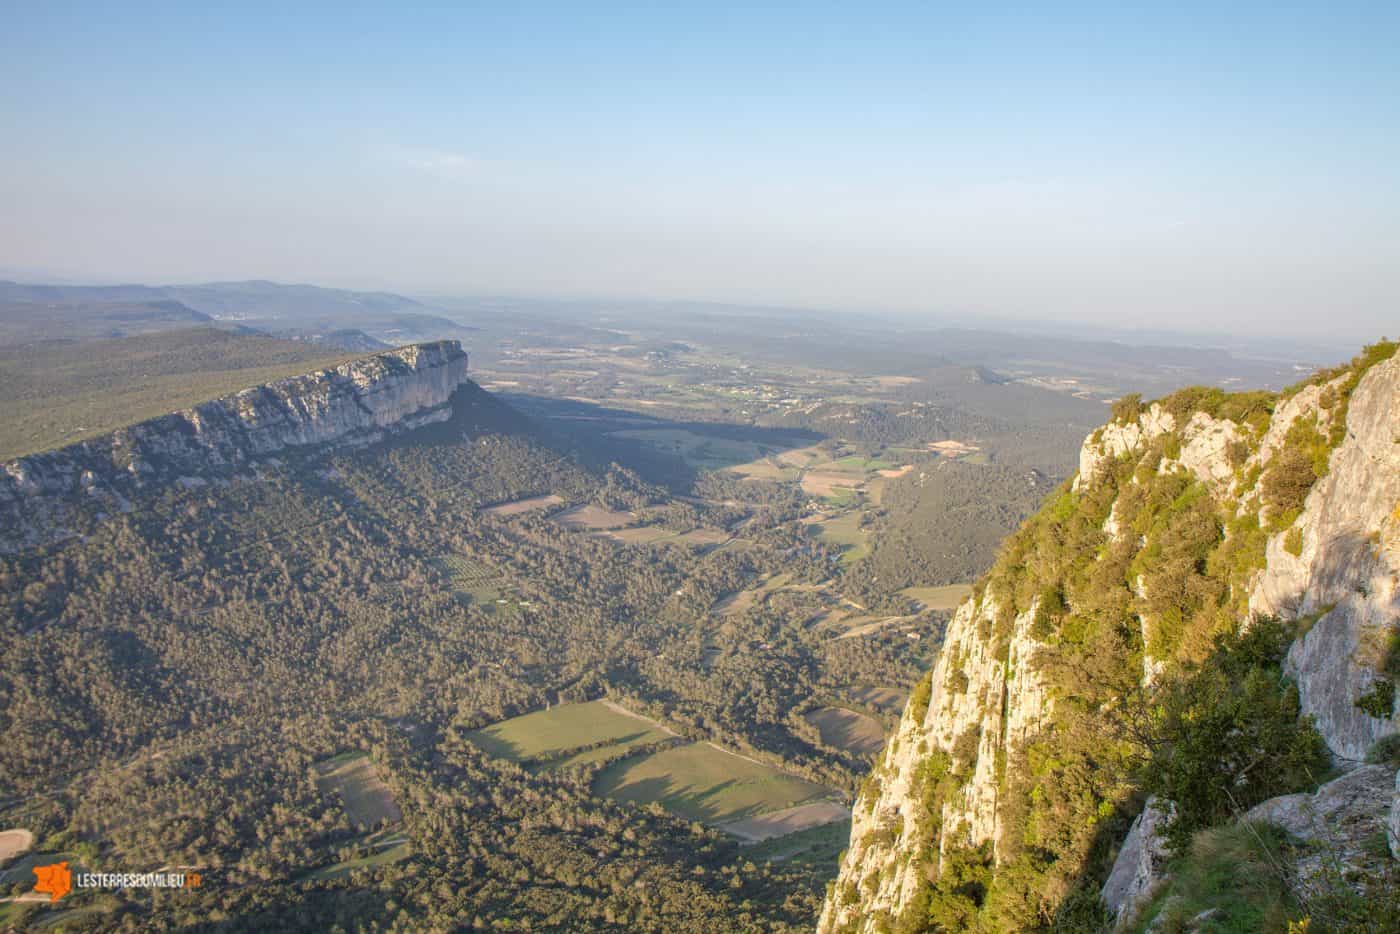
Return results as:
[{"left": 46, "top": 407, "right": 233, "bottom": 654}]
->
[
  {"left": 481, "top": 493, "right": 565, "bottom": 516},
  {"left": 848, "top": 686, "right": 907, "bottom": 713},
  {"left": 432, "top": 554, "right": 507, "bottom": 603},
  {"left": 553, "top": 504, "right": 636, "bottom": 530},
  {"left": 836, "top": 615, "right": 917, "bottom": 639},
  {"left": 465, "top": 700, "right": 675, "bottom": 768},
  {"left": 868, "top": 375, "right": 921, "bottom": 389},
  {"left": 799, "top": 471, "right": 863, "bottom": 498},
  {"left": 606, "top": 525, "right": 678, "bottom": 544},
  {"left": 774, "top": 445, "right": 829, "bottom": 468},
  {"left": 314, "top": 753, "right": 403, "bottom": 829},
  {"left": 926, "top": 439, "right": 981, "bottom": 457},
  {"left": 725, "top": 458, "right": 801, "bottom": 482},
  {"left": 468, "top": 700, "right": 838, "bottom": 831},
  {"left": 711, "top": 588, "right": 758, "bottom": 616},
  {"left": 804, "top": 707, "right": 886, "bottom": 755},
  {"left": 901, "top": 584, "right": 973, "bottom": 611},
  {"left": 594, "top": 742, "right": 830, "bottom": 825},
  {"left": 712, "top": 573, "right": 831, "bottom": 617},
  {"left": 308, "top": 827, "right": 411, "bottom": 881},
  {"left": 0, "top": 830, "right": 32, "bottom": 866},
  {"left": 718, "top": 800, "right": 851, "bottom": 843},
  {"left": 829, "top": 455, "right": 894, "bottom": 471},
  {"left": 746, "top": 817, "right": 852, "bottom": 868},
  {"left": 815, "top": 513, "right": 869, "bottom": 563},
  {"left": 606, "top": 526, "right": 731, "bottom": 548}
]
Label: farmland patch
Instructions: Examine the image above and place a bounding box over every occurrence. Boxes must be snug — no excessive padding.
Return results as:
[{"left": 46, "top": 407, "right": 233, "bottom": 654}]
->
[{"left": 803, "top": 707, "right": 886, "bottom": 755}]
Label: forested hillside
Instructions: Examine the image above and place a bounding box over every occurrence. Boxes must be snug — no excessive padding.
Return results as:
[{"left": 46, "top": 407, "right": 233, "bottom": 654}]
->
[{"left": 0, "top": 356, "right": 944, "bottom": 929}]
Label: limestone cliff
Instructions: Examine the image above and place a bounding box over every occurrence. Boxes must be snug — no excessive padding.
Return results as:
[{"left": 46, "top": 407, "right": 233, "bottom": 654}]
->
[
  {"left": 821, "top": 346, "right": 1399, "bottom": 933},
  {"left": 0, "top": 341, "right": 470, "bottom": 552}
]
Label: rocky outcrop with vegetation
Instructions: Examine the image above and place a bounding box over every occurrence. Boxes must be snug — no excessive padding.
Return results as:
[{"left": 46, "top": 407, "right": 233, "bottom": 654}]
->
[
  {"left": 820, "top": 343, "right": 1399, "bottom": 932},
  {"left": 0, "top": 341, "right": 470, "bottom": 552}
]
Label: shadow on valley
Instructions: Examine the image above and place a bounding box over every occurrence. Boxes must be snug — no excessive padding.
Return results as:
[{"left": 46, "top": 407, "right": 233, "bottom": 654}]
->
[{"left": 495, "top": 391, "right": 826, "bottom": 490}]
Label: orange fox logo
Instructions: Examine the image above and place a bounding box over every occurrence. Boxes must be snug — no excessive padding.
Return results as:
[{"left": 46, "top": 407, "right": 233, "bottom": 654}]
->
[{"left": 32, "top": 861, "right": 72, "bottom": 902}]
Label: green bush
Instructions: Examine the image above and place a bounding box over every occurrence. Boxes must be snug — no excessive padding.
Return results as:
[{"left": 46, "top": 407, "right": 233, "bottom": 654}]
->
[
  {"left": 924, "top": 843, "right": 994, "bottom": 932},
  {"left": 1143, "top": 619, "right": 1330, "bottom": 851},
  {"left": 1365, "top": 734, "right": 1400, "bottom": 767},
  {"left": 1111, "top": 393, "right": 1144, "bottom": 424},
  {"left": 1261, "top": 415, "right": 1331, "bottom": 530},
  {"left": 1156, "top": 386, "right": 1275, "bottom": 430},
  {"left": 1355, "top": 679, "right": 1395, "bottom": 719},
  {"left": 908, "top": 673, "right": 934, "bottom": 723},
  {"left": 1283, "top": 526, "right": 1303, "bottom": 557},
  {"left": 1030, "top": 585, "right": 1065, "bottom": 640}
]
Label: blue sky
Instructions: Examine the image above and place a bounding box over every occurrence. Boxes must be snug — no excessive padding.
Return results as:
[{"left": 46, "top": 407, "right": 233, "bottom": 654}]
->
[{"left": 3, "top": 2, "right": 1397, "bottom": 338}]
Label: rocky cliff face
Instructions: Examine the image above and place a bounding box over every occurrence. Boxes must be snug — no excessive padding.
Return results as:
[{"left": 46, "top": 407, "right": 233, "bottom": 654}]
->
[
  {"left": 1248, "top": 355, "right": 1400, "bottom": 761},
  {"left": 0, "top": 341, "right": 469, "bottom": 552},
  {"left": 821, "top": 348, "right": 1399, "bottom": 933}
]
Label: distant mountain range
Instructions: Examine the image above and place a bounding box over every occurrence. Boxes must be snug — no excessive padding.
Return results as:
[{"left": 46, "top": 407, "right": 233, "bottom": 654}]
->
[{"left": 0, "top": 280, "right": 476, "bottom": 351}]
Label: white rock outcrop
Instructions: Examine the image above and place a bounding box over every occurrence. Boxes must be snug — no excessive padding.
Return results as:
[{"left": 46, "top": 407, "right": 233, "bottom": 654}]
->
[
  {"left": 819, "top": 596, "right": 1049, "bottom": 932},
  {"left": 1074, "top": 404, "right": 1175, "bottom": 492},
  {"left": 0, "top": 341, "right": 470, "bottom": 551},
  {"left": 1390, "top": 769, "right": 1400, "bottom": 860},
  {"left": 1244, "top": 764, "right": 1396, "bottom": 885},
  {"left": 1249, "top": 356, "right": 1400, "bottom": 760},
  {"left": 1100, "top": 797, "right": 1173, "bottom": 923}
]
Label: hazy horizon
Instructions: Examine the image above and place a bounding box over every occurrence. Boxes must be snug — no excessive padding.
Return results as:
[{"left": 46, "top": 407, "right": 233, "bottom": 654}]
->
[{"left": 4, "top": 3, "right": 1397, "bottom": 342}]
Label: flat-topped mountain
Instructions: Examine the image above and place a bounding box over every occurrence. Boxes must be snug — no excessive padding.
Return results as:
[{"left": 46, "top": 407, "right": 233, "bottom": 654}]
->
[{"left": 0, "top": 340, "right": 470, "bottom": 552}]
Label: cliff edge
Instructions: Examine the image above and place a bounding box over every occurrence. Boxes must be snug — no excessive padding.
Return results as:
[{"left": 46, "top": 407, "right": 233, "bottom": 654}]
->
[
  {"left": 821, "top": 344, "right": 1398, "bottom": 932},
  {"left": 0, "top": 340, "right": 470, "bottom": 552}
]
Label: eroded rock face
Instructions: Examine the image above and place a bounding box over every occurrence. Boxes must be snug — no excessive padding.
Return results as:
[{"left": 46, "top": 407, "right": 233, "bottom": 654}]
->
[
  {"left": 1244, "top": 764, "right": 1396, "bottom": 887},
  {"left": 1101, "top": 797, "right": 1172, "bottom": 924},
  {"left": 1249, "top": 356, "right": 1400, "bottom": 760},
  {"left": 1074, "top": 404, "right": 1175, "bottom": 492},
  {"left": 818, "top": 595, "right": 1050, "bottom": 932},
  {"left": 1164, "top": 413, "right": 1244, "bottom": 493},
  {"left": 0, "top": 341, "right": 469, "bottom": 552}
]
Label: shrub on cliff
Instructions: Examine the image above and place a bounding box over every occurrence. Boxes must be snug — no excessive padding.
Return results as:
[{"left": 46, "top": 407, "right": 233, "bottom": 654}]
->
[{"left": 1143, "top": 618, "right": 1329, "bottom": 851}]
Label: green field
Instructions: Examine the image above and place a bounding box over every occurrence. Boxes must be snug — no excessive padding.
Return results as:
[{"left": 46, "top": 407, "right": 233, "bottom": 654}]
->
[
  {"left": 469, "top": 702, "right": 836, "bottom": 828},
  {"left": 746, "top": 818, "right": 852, "bottom": 869},
  {"left": 830, "top": 455, "right": 894, "bottom": 471},
  {"left": 822, "top": 487, "right": 860, "bottom": 507},
  {"left": 0, "top": 328, "right": 358, "bottom": 461},
  {"left": 816, "top": 513, "right": 869, "bottom": 563},
  {"left": 308, "top": 836, "right": 411, "bottom": 881},
  {"left": 594, "top": 742, "right": 830, "bottom": 824},
  {"left": 608, "top": 526, "right": 732, "bottom": 549},
  {"left": 725, "top": 458, "right": 801, "bottom": 482},
  {"left": 464, "top": 700, "right": 675, "bottom": 768}
]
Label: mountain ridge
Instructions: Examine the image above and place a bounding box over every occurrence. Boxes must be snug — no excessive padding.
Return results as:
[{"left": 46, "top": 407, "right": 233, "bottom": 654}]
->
[
  {"left": 820, "top": 342, "right": 1399, "bottom": 932},
  {"left": 0, "top": 340, "right": 471, "bottom": 553}
]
